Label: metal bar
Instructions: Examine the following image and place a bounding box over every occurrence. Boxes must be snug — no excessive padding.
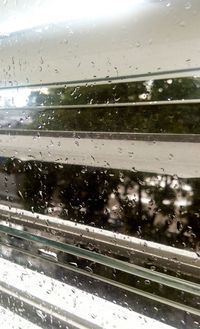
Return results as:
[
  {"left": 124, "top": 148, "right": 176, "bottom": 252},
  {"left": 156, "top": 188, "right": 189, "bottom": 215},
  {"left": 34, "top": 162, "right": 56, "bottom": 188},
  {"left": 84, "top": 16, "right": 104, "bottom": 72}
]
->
[
  {"left": 0, "top": 204, "right": 199, "bottom": 271},
  {"left": 0, "top": 129, "right": 200, "bottom": 143},
  {"left": 1, "top": 67, "right": 200, "bottom": 90},
  {"left": 1, "top": 98, "right": 200, "bottom": 111},
  {"left": 0, "top": 223, "right": 199, "bottom": 297},
  {"left": 1, "top": 241, "right": 200, "bottom": 319}
]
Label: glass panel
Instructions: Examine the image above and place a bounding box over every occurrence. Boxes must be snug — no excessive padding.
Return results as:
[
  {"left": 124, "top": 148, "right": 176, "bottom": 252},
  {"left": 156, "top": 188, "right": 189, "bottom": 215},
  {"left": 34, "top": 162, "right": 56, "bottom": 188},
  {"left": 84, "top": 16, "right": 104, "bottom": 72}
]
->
[{"left": 0, "top": 1, "right": 200, "bottom": 328}]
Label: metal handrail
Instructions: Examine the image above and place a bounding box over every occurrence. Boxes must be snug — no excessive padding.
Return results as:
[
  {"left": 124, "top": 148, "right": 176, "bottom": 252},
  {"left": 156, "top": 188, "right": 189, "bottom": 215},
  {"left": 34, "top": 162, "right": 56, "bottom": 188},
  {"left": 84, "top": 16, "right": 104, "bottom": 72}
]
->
[{"left": 0, "top": 205, "right": 199, "bottom": 279}]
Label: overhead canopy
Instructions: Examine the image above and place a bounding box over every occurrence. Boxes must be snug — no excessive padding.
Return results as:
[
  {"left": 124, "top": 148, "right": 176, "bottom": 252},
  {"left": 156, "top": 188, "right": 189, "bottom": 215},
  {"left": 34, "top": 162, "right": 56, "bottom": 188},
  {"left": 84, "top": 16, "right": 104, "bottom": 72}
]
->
[{"left": 0, "top": 0, "right": 199, "bottom": 88}]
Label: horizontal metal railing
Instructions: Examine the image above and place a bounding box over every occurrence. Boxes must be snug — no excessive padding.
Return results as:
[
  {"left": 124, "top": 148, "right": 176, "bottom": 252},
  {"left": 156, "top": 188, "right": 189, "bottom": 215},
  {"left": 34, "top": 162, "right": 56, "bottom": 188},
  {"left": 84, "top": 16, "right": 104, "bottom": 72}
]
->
[
  {"left": 0, "top": 129, "right": 200, "bottom": 142},
  {"left": 0, "top": 218, "right": 200, "bottom": 318},
  {"left": 0, "top": 205, "right": 199, "bottom": 279},
  {"left": 1, "top": 99, "right": 200, "bottom": 110}
]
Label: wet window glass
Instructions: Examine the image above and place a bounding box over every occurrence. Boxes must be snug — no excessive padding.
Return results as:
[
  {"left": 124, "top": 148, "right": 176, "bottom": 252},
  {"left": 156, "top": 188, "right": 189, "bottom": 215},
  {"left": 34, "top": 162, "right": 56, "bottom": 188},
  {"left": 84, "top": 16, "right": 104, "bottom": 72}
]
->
[{"left": 0, "top": 1, "right": 200, "bottom": 329}]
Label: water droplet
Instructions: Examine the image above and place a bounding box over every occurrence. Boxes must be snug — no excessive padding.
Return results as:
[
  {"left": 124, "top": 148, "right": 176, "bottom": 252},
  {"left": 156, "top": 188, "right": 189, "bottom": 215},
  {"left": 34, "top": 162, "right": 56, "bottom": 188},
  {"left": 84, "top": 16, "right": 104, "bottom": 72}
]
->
[
  {"left": 167, "top": 79, "right": 173, "bottom": 84},
  {"left": 36, "top": 309, "right": 46, "bottom": 321},
  {"left": 85, "top": 266, "right": 93, "bottom": 273}
]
